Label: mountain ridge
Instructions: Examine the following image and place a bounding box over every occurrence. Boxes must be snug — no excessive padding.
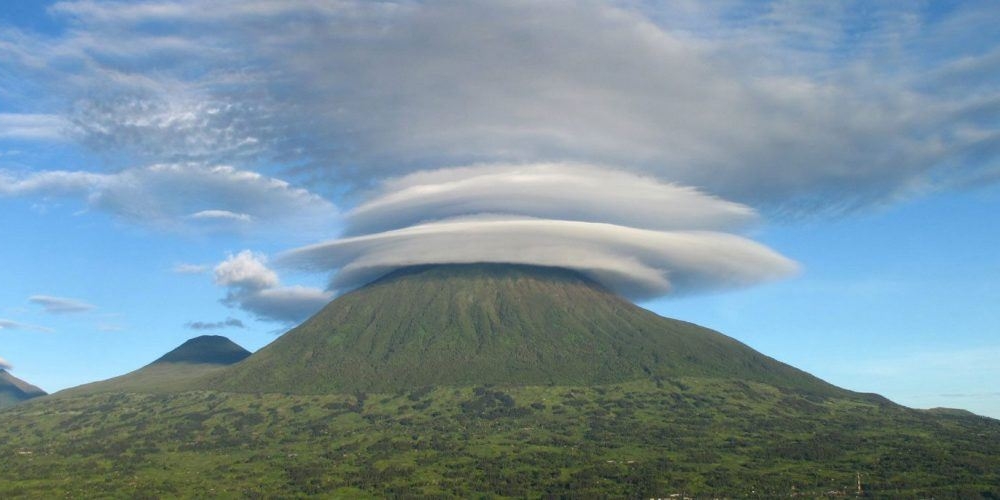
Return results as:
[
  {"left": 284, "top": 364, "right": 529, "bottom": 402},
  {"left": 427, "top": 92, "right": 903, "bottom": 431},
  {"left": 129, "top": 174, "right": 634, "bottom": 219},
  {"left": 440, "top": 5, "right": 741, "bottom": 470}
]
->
[
  {"left": 201, "top": 263, "right": 849, "bottom": 396},
  {"left": 56, "top": 335, "right": 251, "bottom": 397},
  {"left": 0, "top": 369, "right": 46, "bottom": 408}
]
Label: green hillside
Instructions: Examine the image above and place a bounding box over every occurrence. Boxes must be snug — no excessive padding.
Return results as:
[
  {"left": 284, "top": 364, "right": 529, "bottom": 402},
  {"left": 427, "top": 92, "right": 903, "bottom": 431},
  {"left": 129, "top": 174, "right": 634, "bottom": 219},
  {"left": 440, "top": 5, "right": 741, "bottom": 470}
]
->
[
  {"left": 0, "top": 370, "right": 46, "bottom": 409},
  {"left": 3, "top": 264, "right": 998, "bottom": 497},
  {"left": 204, "top": 264, "right": 843, "bottom": 395},
  {"left": 57, "top": 336, "right": 251, "bottom": 396},
  {"left": 2, "top": 379, "right": 998, "bottom": 497}
]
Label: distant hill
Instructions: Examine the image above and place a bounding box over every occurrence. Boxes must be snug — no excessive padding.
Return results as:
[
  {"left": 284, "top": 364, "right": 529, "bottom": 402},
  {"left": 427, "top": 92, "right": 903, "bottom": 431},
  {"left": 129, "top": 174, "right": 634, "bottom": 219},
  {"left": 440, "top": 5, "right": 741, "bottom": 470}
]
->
[
  {"left": 204, "top": 264, "right": 846, "bottom": 396},
  {"left": 0, "top": 370, "right": 46, "bottom": 408},
  {"left": 58, "top": 335, "right": 251, "bottom": 396}
]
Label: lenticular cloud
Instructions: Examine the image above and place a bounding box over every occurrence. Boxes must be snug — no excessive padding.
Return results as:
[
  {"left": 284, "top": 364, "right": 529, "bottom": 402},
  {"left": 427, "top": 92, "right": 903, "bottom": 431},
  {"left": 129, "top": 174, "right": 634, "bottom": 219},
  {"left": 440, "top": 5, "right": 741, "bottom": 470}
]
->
[{"left": 281, "top": 164, "right": 798, "bottom": 300}]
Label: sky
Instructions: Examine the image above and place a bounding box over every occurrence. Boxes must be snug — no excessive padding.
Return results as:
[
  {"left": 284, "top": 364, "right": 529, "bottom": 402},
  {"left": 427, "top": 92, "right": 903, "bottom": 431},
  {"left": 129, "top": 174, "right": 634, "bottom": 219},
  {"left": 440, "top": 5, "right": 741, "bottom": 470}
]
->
[{"left": 1, "top": 0, "right": 998, "bottom": 417}]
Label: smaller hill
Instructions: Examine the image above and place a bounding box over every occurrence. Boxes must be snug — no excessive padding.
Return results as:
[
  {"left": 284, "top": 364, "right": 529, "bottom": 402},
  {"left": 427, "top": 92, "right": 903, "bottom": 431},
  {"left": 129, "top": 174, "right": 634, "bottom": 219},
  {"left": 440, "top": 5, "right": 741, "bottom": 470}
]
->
[
  {"left": 57, "top": 336, "right": 251, "bottom": 396},
  {"left": 0, "top": 370, "right": 46, "bottom": 408},
  {"left": 152, "top": 335, "right": 253, "bottom": 365}
]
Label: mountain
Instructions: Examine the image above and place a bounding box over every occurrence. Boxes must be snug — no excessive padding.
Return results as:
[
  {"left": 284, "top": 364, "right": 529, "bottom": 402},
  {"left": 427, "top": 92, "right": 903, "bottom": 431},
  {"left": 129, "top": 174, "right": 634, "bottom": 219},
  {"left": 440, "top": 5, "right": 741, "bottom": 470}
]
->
[
  {"left": 3, "top": 264, "right": 999, "bottom": 497},
  {"left": 205, "top": 263, "right": 846, "bottom": 395},
  {"left": 58, "top": 335, "right": 251, "bottom": 396},
  {"left": 0, "top": 370, "right": 46, "bottom": 408}
]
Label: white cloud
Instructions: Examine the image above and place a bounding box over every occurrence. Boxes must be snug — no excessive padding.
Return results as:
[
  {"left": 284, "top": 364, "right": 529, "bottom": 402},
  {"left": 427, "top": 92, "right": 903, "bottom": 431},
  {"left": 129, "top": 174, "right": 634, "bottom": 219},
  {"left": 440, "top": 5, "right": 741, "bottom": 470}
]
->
[
  {"left": 214, "top": 251, "right": 332, "bottom": 323},
  {"left": 188, "top": 210, "right": 253, "bottom": 222},
  {"left": 0, "top": 113, "right": 71, "bottom": 141},
  {"left": 0, "top": 163, "right": 337, "bottom": 233},
  {"left": 2, "top": 0, "right": 991, "bottom": 211},
  {"left": 0, "top": 319, "right": 54, "bottom": 333},
  {"left": 0, "top": 356, "right": 11, "bottom": 371},
  {"left": 280, "top": 218, "right": 798, "bottom": 300},
  {"left": 28, "top": 295, "right": 95, "bottom": 314},
  {"left": 347, "top": 163, "right": 757, "bottom": 236},
  {"left": 281, "top": 163, "right": 796, "bottom": 300},
  {"left": 214, "top": 251, "right": 279, "bottom": 291}
]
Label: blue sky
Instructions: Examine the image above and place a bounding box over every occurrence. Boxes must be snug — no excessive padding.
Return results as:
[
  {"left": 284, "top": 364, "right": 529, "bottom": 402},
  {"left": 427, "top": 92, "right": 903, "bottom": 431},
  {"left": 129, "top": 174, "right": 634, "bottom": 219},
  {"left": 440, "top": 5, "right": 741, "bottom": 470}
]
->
[{"left": 1, "top": 0, "right": 998, "bottom": 417}]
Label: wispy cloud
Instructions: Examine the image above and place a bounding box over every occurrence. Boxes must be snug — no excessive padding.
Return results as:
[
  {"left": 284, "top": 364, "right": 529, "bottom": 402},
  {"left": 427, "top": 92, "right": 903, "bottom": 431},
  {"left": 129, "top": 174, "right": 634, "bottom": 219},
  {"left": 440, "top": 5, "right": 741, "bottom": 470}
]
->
[
  {"left": 28, "top": 295, "right": 95, "bottom": 314},
  {"left": 0, "top": 318, "right": 54, "bottom": 333},
  {"left": 172, "top": 263, "right": 209, "bottom": 274},
  {"left": 0, "top": 0, "right": 991, "bottom": 211},
  {"left": 0, "top": 164, "right": 337, "bottom": 234},
  {"left": 185, "top": 317, "right": 245, "bottom": 330},
  {"left": 0, "top": 113, "right": 71, "bottom": 141}
]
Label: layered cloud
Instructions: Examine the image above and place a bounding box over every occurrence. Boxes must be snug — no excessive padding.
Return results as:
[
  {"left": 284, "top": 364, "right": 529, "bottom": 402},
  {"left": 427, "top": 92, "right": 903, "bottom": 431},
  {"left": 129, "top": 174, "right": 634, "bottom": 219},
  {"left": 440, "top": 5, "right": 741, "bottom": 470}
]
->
[
  {"left": 1, "top": 1, "right": 994, "bottom": 210},
  {"left": 28, "top": 295, "right": 95, "bottom": 314},
  {"left": 214, "top": 251, "right": 331, "bottom": 323},
  {"left": 279, "top": 164, "right": 798, "bottom": 300},
  {"left": 345, "top": 163, "right": 756, "bottom": 236},
  {"left": 0, "top": 164, "right": 337, "bottom": 233},
  {"left": 283, "top": 218, "right": 798, "bottom": 300}
]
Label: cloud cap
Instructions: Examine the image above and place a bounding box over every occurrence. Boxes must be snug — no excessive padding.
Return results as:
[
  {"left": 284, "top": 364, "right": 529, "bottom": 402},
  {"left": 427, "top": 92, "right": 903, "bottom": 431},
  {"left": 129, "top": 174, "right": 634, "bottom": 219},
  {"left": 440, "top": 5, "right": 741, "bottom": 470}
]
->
[
  {"left": 347, "top": 163, "right": 758, "bottom": 236},
  {"left": 281, "top": 218, "right": 799, "bottom": 301}
]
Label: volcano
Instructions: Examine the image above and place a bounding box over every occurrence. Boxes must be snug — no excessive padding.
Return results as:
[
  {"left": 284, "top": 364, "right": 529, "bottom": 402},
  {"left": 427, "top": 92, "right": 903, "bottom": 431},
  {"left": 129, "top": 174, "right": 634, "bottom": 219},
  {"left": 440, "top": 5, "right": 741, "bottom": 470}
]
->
[
  {"left": 4, "top": 264, "right": 1000, "bottom": 497},
  {"left": 0, "top": 369, "right": 46, "bottom": 408},
  {"left": 206, "top": 264, "right": 845, "bottom": 395},
  {"left": 60, "top": 335, "right": 251, "bottom": 396}
]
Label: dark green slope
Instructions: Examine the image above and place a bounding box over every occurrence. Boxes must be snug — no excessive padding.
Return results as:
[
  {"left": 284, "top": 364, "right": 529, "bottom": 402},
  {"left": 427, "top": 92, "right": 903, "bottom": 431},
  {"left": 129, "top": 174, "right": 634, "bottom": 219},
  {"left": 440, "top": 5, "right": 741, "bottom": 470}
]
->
[
  {"left": 0, "top": 370, "right": 46, "bottom": 408},
  {"left": 152, "top": 335, "right": 252, "bottom": 365},
  {"left": 58, "top": 335, "right": 251, "bottom": 396},
  {"left": 3, "top": 380, "right": 998, "bottom": 497},
  {"left": 206, "top": 264, "right": 843, "bottom": 395}
]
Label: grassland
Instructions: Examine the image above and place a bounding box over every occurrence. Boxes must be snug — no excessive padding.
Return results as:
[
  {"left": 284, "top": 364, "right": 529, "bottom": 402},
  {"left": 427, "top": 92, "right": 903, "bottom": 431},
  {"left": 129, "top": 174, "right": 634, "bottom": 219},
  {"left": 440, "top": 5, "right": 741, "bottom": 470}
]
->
[{"left": 2, "top": 378, "right": 998, "bottom": 498}]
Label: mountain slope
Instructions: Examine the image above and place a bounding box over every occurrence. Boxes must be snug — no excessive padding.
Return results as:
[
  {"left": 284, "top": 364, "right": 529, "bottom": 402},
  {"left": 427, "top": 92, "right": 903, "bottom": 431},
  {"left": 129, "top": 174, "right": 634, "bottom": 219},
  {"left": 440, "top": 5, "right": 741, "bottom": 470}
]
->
[
  {"left": 205, "top": 264, "right": 844, "bottom": 395},
  {"left": 2, "top": 379, "right": 998, "bottom": 497},
  {"left": 3, "top": 265, "right": 998, "bottom": 497},
  {"left": 59, "top": 335, "right": 251, "bottom": 396},
  {"left": 0, "top": 370, "right": 46, "bottom": 408}
]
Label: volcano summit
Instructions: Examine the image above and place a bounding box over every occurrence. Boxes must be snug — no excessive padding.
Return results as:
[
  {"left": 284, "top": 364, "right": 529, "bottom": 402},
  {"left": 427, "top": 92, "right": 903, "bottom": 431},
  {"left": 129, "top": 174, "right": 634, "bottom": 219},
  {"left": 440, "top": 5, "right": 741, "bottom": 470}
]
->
[{"left": 205, "top": 263, "right": 839, "bottom": 395}]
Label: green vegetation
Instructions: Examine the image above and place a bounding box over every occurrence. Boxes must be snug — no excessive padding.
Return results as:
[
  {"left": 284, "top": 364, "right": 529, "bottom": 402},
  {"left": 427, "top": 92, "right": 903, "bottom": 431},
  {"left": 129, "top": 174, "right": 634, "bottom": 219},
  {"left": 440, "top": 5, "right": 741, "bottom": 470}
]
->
[
  {"left": 3, "top": 264, "right": 998, "bottom": 497},
  {"left": 2, "top": 379, "right": 998, "bottom": 498},
  {"left": 57, "top": 335, "right": 251, "bottom": 397},
  {"left": 0, "top": 370, "right": 45, "bottom": 409},
  {"left": 205, "top": 264, "right": 842, "bottom": 396},
  {"left": 152, "top": 335, "right": 251, "bottom": 365}
]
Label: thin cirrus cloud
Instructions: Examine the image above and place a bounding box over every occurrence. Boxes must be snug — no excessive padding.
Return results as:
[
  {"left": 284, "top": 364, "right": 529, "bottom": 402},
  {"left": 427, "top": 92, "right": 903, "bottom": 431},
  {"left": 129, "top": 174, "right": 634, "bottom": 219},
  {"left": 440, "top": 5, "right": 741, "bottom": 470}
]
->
[
  {"left": 0, "top": 319, "right": 54, "bottom": 333},
  {"left": 214, "top": 251, "right": 332, "bottom": 324},
  {"left": 0, "top": 0, "right": 991, "bottom": 212},
  {"left": 0, "top": 113, "right": 72, "bottom": 141},
  {"left": 172, "top": 263, "right": 209, "bottom": 275},
  {"left": 28, "top": 295, "right": 95, "bottom": 314},
  {"left": 0, "top": 164, "right": 337, "bottom": 233}
]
